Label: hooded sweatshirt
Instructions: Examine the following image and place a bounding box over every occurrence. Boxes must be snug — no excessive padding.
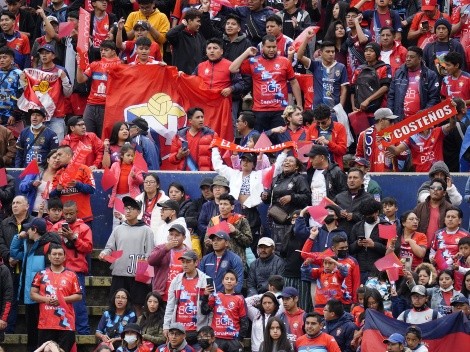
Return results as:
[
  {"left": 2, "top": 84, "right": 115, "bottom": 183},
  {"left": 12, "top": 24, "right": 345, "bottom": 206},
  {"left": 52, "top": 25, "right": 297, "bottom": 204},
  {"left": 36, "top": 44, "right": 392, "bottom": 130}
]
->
[
  {"left": 417, "top": 161, "right": 462, "bottom": 205},
  {"left": 324, "top": 312, "right": 357, "bottom": 352},
  {"left": 61, "top": 132, "right": 104, "bottom": 168},
  {"left": 100, "top": 220, "right": 155, "bottom": 277}
]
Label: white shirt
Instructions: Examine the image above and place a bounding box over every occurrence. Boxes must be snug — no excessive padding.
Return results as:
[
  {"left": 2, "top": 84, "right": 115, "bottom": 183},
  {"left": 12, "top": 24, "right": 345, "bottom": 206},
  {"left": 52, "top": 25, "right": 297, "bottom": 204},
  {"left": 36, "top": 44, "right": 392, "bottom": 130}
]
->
[{"left": 310, "top": 169, "right": 327, "bottom": 206}]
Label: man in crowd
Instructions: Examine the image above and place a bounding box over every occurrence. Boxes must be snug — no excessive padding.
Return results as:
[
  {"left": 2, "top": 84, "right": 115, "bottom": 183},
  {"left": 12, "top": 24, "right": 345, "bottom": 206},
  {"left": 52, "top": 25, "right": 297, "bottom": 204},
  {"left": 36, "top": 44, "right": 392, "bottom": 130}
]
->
[
  {"left": 295, "top": 312, "right": 341, "bottom": 351},
  {"left": 61, "top": 116, "right": 104, "bottom": 170},
  {"left": 187, "top": 178, "right": 214, "bottom": 237},
  {"left": 0, "top": 46, "right": 23, "bottom": 127},
  {"left": 358, "top": 0, "right": 402, "bottom": 42},
  {"left": 350, "top": 158, "right": 382, "bottom": 201},
  {"left": 247, "top": 237, "right": 285, "bottom": 296},
  {"left": 129, "top": 117, "right": 160, "bottom": 171},
  {"left": 5, "top": 0, "right": 36, "bottom": 44},
  {"left": 156, "top": 199, "right": 192, "bottom": 248},
  {"left": 279, "top": 287, "right": 306, "bottom": 343},
  {"left": 0, "top": 11, "right": 30, "bottom": 69},
  {"left": 258, "top": 15, "right": 293, "bottom": 57},
  {"left": 417, "top": 161, "right": 462, "bottom": 205},
  {"left": 324, "top": 299, "right": 357, "bottom": 352},
  {"left": 15, "top": 108, "right": 59, "bottom": 168},
  {"left": 158, "top": 323, "right": 194, "bottom": 352},
  {"left": 86, "top": 0, "right": 118, "bottom": 62},
  {"left": 235, "top": 111, "right": 259, "bottom": 146},
  {"left": 440, "top": 52, "right": 470, "bottom": 104},
  {"left": 397, "top": 285, "right": 441, "bottom": 323},
  {"left": 345, "top": 7, "right": 371, "bottom": 77},
  {"left": 51, "top": 200, "right": 93, "bottom": 335},
  {"left": 267, "top": 105, "right": 307, "bottom": 145},
  {"left": 379, "top": 27, "right": 407, "bottom": 76}
]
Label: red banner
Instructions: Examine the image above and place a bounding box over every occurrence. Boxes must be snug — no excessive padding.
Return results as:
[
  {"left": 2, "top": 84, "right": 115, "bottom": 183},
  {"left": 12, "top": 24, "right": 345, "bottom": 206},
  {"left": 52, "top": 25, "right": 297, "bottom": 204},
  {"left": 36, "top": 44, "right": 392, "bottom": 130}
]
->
[
  {"left": 210, "top": 137, "right": 296, "bottom": 153},
  {"left": 296, "top": 73, "right": 313, "bottom": 110},
  {"left": 378, "top": 99, "right": 456, "bottom": 146},
  {"left": 103, "top": 65, "right": 233, "bottom": 170},
  {"left": 77, "top": 8, "right": 90, "bottom": 70}
]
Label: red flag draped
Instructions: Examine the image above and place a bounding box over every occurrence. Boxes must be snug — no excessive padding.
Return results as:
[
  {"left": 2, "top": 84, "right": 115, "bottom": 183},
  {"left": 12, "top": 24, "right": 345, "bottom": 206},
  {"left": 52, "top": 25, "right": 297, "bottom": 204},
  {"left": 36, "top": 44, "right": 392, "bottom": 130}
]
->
[{"left": 103, "top": 65, "right": 233, "bottom": 170}]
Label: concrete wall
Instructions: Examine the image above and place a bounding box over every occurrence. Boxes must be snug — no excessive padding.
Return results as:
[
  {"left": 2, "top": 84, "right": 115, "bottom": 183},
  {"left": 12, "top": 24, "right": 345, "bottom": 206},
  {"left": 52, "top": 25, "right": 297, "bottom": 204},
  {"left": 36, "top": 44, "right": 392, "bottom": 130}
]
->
[{"left": 8, "top": 170, "right": 470, "bottom": 248}]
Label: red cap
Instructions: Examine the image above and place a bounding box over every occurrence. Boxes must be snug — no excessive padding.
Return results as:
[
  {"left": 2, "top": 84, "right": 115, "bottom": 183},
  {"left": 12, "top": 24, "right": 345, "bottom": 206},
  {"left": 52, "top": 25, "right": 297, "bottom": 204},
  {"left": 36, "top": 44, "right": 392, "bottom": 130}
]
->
[{"left": 422, "top": 0, "right": 437, "bottom": 11}]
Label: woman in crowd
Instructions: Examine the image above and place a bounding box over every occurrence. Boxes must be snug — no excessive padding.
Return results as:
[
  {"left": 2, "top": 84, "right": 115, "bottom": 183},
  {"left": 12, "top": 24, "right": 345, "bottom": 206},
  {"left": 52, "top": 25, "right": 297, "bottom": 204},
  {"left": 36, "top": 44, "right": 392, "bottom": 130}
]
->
[
  {"left": 427, "top": 269, "right": 460, "bottom": 316},
  {"left": 19, "top": 149, "right": 60, "bottom": 217},
  {"left": 258, "top": 316, "right": 293, "bottom": 352},
  {"left": 246, "top": 292, "right": 281, "bottom": 352},
  {"left": 461, "top": 271, "right": 470, "bottom": 300},
  {"left": 414, "top": 263, "right": 438, "bottom": 288},
  {"left": 331, "top": 0, "right": 349, "bottom": 25},
  {"left": 116, "top": 323, "right": 150, "bottom": 352},
  {"left": 387, "top": 211, "right": 427, "bottom": 271},
  {"left": 96, "top": 289, "right": 137, "bottom": 348},
  {"left": 323, "top": 20, "right": 348, "bottom": 66},
  {"left": 261, "top": 156, "right": 311, "bottom": 256},
  {"left": 137, "top": 292, "right": 165, "bottom": 350},
  {"left": 103, "top": 122, "right": 132, "bottom": 168},
  {"left": 364, "top": 287, "right": 393, "bottom": 317},
  {"left": 168, "top": 182, "right": 193, "bottom": 220}
]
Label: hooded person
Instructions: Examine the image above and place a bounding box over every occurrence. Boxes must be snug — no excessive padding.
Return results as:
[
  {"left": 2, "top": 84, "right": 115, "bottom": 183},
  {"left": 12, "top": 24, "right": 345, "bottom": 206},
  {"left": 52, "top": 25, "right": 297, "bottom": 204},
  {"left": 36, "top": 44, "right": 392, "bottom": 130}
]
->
[
  {"left": 118, "top": 323, "right": 149, "bottom": 352},
  {"left": 416, "top": 161, "right": 462, "bottom": 205}
]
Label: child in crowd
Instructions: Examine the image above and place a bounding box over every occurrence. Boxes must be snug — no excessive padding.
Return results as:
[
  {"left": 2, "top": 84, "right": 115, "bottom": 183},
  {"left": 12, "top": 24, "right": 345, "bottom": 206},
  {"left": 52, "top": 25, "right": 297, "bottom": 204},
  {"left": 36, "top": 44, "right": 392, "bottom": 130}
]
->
[
  {"left": 381, "top": 197, "right": 401, "bottom": 231},
  {"left": 453, "top": 237, "right": 470, "bottom": 291},
  {"left": 301, "top": 256, "right": 348, "bottom": 314},
  {"left": 201, "top": 269, "right": 249, "bottom": 352},
  {"left": 117, "top": 20, "right": 161, "bottom": 63},
  {"left": 351, "top": 286, "right": 366, "bottom": 326},
  {"left": 108, "top": 145, "right": 144, "bottom": 228},
  {"left": 130, "top": 37, "right": 167, "bottom": 66},
  {"left": 405, "top": 326, "right": 428, "bottom": 352}
]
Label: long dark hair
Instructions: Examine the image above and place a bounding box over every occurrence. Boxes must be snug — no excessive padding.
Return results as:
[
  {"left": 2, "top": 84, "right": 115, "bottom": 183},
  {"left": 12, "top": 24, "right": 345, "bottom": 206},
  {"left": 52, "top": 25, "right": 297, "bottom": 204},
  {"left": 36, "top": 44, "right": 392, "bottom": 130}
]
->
[
  {"left": 364, "top": 288, "right": 386, "bottom": 314},
  {"left": 260, "top": 316, "right": 293, "bottom": 352},
  {"left": 109, "top": 288, "right": 134, "bottom": 319},
  {"left": 109, "top": 122, "right": 131, "bottom": 145},
  {"left": 324, "top": 20, "right": 346, "bottom": 45},
  {"left": 168, "top": 182, "right": 186, "bottom": 203},
  {"left": 461, "top": 271, "right": 470, "bottom": 298},
  {"left": 256, "top": 292, "right": 280, "bottom": 316},
  {"left": 40, "top": 148, "right": 58, "bottom": 169},
  {"left": 140, "top": 291, "right": 165, "bottom": 330}
]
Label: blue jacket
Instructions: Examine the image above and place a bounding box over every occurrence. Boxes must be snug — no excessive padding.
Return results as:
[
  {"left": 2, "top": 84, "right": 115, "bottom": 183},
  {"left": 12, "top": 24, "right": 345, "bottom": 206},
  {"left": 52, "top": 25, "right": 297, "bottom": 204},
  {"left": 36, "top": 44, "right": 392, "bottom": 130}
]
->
[
  {"left": 19, "top": 173, "right": 41, "bottom": 211},
  {"left": 324, "top": 312, "right": 357, "bottom": 352},
  {"left": 199, "top": 249, "right": 244, "bottom": 293},
  {"left": 15, "top": 126, "right": 59, "bottom": 168},
  {"left": 10, "top": 232, "right": 61, "bottom": 304},
  {"left": 197, "top": 200, "right": 243, "bottom": 238},
  {"left": 387, "top": 63, "right": 440, "bottom": 121},
  {"left": 294, "top": 217, "right": 348, "bottom": 253},
  {"left": 132, "top": 134, "right": 160, "bottom": 171}
]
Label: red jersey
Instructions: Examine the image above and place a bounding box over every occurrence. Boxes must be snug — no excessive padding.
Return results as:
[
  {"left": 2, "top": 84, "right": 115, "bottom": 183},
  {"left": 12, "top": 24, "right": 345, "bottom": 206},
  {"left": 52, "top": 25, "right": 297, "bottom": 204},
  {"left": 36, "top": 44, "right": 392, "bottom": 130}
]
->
[
  {"left": 164, "top": 248, "right": 186, "bottom": 301},
  {"left": 92, "top": 13, "right": 111, "bottom": 48},
  {"left": 281, "top": 309, "right": 306, "bottom": 341},
  {"left": 356, "top": 127, "right": 397, "bottom": 172},
  {"left": 387, "top": 231, "right": 427, "bottom": 270},
  {"left": 410, "top": 11, "right": 451, "bottom": 47},
  {"left": 440, "top": 71, "right": 470, "bottom": 101},
  {"left": 240, "top": 55, "right": 295, "bottom": 112},
  {"left": 122, "top": 40, "right": 161, "bottom": 63},
  {"left": 32, "top": 268, "right": 82, "bottom": 331},
  {"left": 175, "top": 276, "right": 200, "bottom": 331},
  {"left": 432, "top": 227, "right": 470, "bottom": 270},
  {"left": 404, "top": 69, "right": 421, "bottom": 118},
  {"left": 196, "top": 58, "right": 233, "bottom": 90},
  {"left": 295, "top": 332, "right": 341, "bottom": 352},
  {"left": 403, "top": 127, "right": 445, "bottom": 172},
  {"left": 208, "top": 292, "right": 247, "bottom": 339},
  {"left": 83, "top": 57, "right": 121, "bottom": 105},
  {"left": 451, "top": 4, "right": 470, "bottom": 46}
]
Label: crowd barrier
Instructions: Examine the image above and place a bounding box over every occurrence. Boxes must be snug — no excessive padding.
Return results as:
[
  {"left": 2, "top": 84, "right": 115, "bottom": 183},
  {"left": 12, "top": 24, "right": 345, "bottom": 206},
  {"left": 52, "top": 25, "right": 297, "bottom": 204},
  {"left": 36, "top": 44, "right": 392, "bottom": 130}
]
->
[{"left": 7, "top": 170, "right": 470, "bottom": 248}]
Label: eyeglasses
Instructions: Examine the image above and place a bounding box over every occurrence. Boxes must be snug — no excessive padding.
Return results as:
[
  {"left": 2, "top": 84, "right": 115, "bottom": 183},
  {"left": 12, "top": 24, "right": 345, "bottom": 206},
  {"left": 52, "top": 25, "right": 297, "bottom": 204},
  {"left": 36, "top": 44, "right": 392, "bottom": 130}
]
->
[
  {"left": 144, "top": 181, "right": 156, "bottom": 184},
  {"left": 430, "top": 186, "right": 444, "bottom": 191}
]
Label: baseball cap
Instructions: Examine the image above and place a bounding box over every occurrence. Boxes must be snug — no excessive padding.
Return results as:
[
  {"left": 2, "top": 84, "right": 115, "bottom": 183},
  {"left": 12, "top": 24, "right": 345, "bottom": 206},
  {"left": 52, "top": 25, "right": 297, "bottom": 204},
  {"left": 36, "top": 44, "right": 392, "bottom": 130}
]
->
[
  {"left": 23, "top": 218, "right": 47, "bottom": 235},
  {"left": 209, "top": 231, "right": 230, "bottom": 241},
  {"left": 305, "top": 145, "right": 329, "bottom": 158},
  {"left": 450, "top": 293, "right": 469, "bottom": 306},
  {"left": 122, "top": 196, "right": 142, "bottom": 210},
  {"left": 129, "top": 117, "right": 149, "bottom": 133},
  {"left": 240, "top": 153, "right": 257, "bottom": 163},
  {"left": 46, "top": 16, "right": 59, "bottom": 25},
  {"left": 169, "top": 322, "right": 186, "bottom": 334},
  {"left": 199, "top": 177, "right": 213, "bottom": 188},
  {"left": 67, "top": 116, "right": 84, "bottom": 127},
  {"left": 410, "top": 285, "right": 427, "bottom": 296},
  {"left": 351, "top": 157, "right": 370, "bottom": 168},
  {"left": 38, "top": 43, "right": 56, "bottom": 55},
  {"left": 28, "top": 107, "right": 46, "bottom": 118},
  {"left": 422, "top": 0, "right": 437, "bottom": 11},
  {"left": 383, "top": 333, "right": 405, "bottom": 344},
  {"left": 134, "top": 20, "right": 150, "bottom": 31},
  {"left": 157, "top": 199, "right": 180, "bottom": 212},
  {"left": 168, "top": 224, "right": 186, "bottom": 234},
  {"left": 374, "top": 108, "right": 398, "bottom": 121},
  {"left": 279, "top": 287, "right": 299, "bottom": 299},
  {"left": 178, "top": 250, "right": 198, "bottom": 261},
  {"left": 258, "top": 237, "right": 275, "bottom": 247}
]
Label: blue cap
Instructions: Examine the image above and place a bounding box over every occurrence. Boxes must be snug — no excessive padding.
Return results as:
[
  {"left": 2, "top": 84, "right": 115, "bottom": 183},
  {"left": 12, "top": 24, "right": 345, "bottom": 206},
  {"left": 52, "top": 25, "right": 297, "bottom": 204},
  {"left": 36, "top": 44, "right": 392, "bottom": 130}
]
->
[
  {"left": 23, "top": 218, "right": 47, "bottom": 235},
  {"left": 279, "top": 287, "right": 299, "bottom": 298},
  {"left": 209, "top": 231, "right": 230, "bottom": 241},
  {"left": 383, "top": 333, "right": 405, "bottom": 344},
  {"left": 38, "top": 43, "right": 56, "bottom": 54}
]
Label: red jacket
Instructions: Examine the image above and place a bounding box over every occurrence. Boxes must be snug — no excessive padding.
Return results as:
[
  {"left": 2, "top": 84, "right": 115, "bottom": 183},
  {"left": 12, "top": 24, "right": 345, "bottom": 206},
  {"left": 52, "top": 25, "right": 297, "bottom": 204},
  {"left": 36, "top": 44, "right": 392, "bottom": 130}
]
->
[
  {"left": 61, "top": 132, "right": 104, "bottom": 168},
  {"left": 306, "top": 122, "right": 347, "bottom": 169},
  {"left": 108, "top": 161, "right": 144, "bottom": 207},
  {"left": 195, "top": 58, "right": 233, "bottom": 90},
  {"left": 168, "top": 126, "right": 217, "bottom": 171},
  {"left": 51, "top": 219, "right": 93, "bottom": 274},
  {"left": 384, "top": 41, "right": 408, "bottom": 76}
]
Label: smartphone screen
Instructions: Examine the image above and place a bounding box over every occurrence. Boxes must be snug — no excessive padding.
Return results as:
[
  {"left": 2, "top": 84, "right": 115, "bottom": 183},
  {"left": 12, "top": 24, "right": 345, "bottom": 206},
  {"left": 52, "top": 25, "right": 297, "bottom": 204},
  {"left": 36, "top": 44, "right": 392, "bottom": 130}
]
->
[
  {"left": 62, "top": 223, "right": 70, "bottom": 231},
  {"left": 206, "top": 277, "right": 214, "bottom": 289},
  {"left": 422, "top": 21, "right": 429, "bottom": 30}
]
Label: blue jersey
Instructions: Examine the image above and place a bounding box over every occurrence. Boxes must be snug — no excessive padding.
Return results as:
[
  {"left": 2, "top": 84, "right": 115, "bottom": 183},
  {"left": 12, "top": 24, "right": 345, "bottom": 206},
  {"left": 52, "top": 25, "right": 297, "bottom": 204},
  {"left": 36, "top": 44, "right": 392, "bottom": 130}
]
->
[
  {"left": 0, "top": 67, "right": 23, "bottom": 124},
  {"left": 308, "top": 60, "right": 348, "bottom": 109},
  {"left": 15, "top": 126, "right": 59, "bottom": 167}
]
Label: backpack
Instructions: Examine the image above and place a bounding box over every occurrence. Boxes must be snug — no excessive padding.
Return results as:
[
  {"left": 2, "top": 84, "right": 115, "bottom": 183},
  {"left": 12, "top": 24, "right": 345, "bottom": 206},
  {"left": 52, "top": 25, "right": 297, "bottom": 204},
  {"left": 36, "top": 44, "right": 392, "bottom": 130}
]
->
[
  {"left": 354, "top": 62, "right": 386, "bottom": 113},
  {"left": 402, "top": 308, "right": 438, "bottom": 323}
]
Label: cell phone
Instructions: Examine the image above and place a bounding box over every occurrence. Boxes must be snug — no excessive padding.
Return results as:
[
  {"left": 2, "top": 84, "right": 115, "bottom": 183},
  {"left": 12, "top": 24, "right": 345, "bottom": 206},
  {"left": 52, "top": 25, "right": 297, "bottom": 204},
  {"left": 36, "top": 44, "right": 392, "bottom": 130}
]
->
[
  {"left": 399, "top": 13, "right": 406, "bottom": 21},
  {"left": 422, "top": 21, "right": 429, "bottom": 30},
  {"left": 206, "top": 277, "right": 214, "bottom": 289},
  {"left": 358, "top": 236, "right": 366, "bottom": 241},
  {"left": 62, "top": 223, "right": 70, "bottom": 231},
  {"left": 403, "top": 257, "right": 412, "bottom": 272},
  {"left": 181, "top": 140, "right": 188, "bottom": 151}
]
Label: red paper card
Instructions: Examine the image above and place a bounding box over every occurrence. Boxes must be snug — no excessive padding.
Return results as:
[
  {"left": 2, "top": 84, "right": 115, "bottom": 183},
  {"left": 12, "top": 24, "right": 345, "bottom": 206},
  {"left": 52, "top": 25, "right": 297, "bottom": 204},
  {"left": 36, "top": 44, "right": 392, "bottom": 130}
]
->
[
  {"left": 318, "top": 197, "right": 338, "bottom": 208},
  {"left": 19, "top": 159, "right": 40, "bottom": 178},
  {"left": 307, "top": 206, "right": 330, "bottom": 224},
  {"left": 207, "top": 221, "right": 230, "bottom": 235},
  {"left": 101, "top": 168, "right": 116, "bottom": 192},
  {"left": 374, "top": 252, "right": 402, "bottom": 271},
  {"left": 134, "top": 151, "right": 149, "bottom": 172},
  {"left": 253, "top": 132, "right": 272, "bottom": 149},
  {"left": 114, "top": 198, "right": 125, "bottom": 214},
  {"left": 386, "top": 266, "right": 400, "bottom": 283},
  {"left": 378, "top": 224, "right": 397, "bottom": 239},
  {"left": 298, "top": 143, "right": 313, "bottom": 163},
  {"left": 0, "top": 168, "right": 7, "bottom": 187},
  {"left": 58, "top": 21, "right": 75, "bottom": 38},
  {"left": 103, "top": 250, "right": 123, "bottom": 263},
  {"left": 262, "top": 164, "right": 275, "bottom": 189}
]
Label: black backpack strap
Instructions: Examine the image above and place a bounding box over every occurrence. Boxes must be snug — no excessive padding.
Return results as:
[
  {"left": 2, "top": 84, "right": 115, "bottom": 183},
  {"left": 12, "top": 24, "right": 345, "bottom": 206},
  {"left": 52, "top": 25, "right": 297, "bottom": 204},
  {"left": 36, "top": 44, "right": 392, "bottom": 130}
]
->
[{"left": 403, "top": 309, "right": 411, "bottom": 323}]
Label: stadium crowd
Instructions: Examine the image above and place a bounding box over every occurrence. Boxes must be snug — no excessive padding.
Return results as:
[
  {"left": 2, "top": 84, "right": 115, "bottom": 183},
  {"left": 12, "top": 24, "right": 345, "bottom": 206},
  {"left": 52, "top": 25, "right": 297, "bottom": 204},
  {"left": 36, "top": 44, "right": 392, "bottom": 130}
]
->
[{"left": 1, "top": 0, "right": 470, "bottom": 351}]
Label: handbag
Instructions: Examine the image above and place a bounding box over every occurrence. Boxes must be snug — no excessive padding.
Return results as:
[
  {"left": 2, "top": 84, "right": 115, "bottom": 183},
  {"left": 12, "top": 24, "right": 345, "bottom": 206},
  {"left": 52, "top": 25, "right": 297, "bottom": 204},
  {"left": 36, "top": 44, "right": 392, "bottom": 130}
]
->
[{"left": 268, "top": 204, "right": 290, "bottom": 224}]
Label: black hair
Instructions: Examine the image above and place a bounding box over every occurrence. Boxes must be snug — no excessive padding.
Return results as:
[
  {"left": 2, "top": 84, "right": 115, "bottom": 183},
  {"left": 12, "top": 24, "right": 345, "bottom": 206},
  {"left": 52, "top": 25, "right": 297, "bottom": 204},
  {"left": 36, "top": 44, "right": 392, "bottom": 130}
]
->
[
  {"left": 100, "top": 40, "right": 117, "bottom": 51},
  {"left": 266, "top": 14, "right": 282, "bottom": 26},
  {"left": 458, "top": 236, "right": 470, "bottom": 247},
  {"left": 364, "top": 288, "right": 385, "bottom": 313},
  {"left": 137, "top": 0, "right": 155, "bottom": 4},
  {"left": 332, "top": 1, "right": 350, "bottom": 24},
  {"left": 0, "top": 46, "right": 15, "bottom": 58},
  {"left": 41, "top": 148, "right": 58, "bottom": 169},
  {"left": 379, "top": 26, "right": 395, "bottom": 35},
  {"left": 257, "top": 291, "right": 280, "bottom": 315},
  {"left": 324, "top": 21, "right": 346, "bottom": 44},
  {"left": 63, "top": 200, "right": 77, "bottom": 209},
  {"left": 304, "top": 312, "right": 323, "bottom": 325},
  {"left": 239, "top": 111, "right": 256, "bottom": 129},
  {"left": 185, "top": 217, "right": 198, "bottom": 231},
  {"left": 325, "top": 299, "right": 344, "bottom": 317},
  {"left": 360, "top": 198, "right": 382, "bottom": 216},
  {"left": 438, "top": 269, "right": 454, "bottom": 286},
  {"left": 119, "top": 145, "right": 135, "bottom": 161},
  {"left": 406, "top": 325, "right": 422, "bottom": 340},
  {"left": 57, "top": 145, "right": 73, "bottom": 156},
  {"left": 408, "top": 46, "right": 423, "bottom": 58},
  {"left": 218, "top": 193, "right": 235, "bottom": 205},
  {"left": 430, "top": 177, "right": 447, "bottom": 191},
  {"left": 262, "top": 34, "right": 277, "bottom": 44},
  {"left": 444, "top": 51, "right": 464, "bottom": 69},
  {"left": 197, "top": 325, "right": 215, "bottom": 337},
  {"left": 400, "top": 210, "right": 416, "bottom": 228},
  {"left": 144, "top": 172, "right": 160, "bottom": 185},
  {"left": 301, "top": 109, "right": 315, "bottom": 126},
  {"left": 312, "top": 104, "right": 331, "bottom": 120},
  {"left": 1, "top": 11, "right": 15, "bottom": 20},
  {"left": 140, "top": 291, "right": 165, "bottom": 331},
  {"left": 47, "top": 243, "right": 64, "bottom": 255},
  {"left": 453, "top": 98, "right": 466, "bottom": 114},
  {"left": 381, "top": 196, "right": 397, "bottom": 207},
  {"left": 356, "top": 285, "right": 366, "bottom": 296},
  {"left": 260, "top": 317, "right": 293, "bottom": 352},
  {"left": 109, "top": 121, "right": 131, "bottom": 145},
  {"left": 320, "top": 40, "right": 336, "bottom": 49},
  {"left": 461, "top": 271, "right": 470, "bottom": 298},
  {"left": 206, "top": 37, "right": 224, "bottom": 48},
  {"left": 446, "top": 206, "right": 463, "bottom": 219},
  {"left": 223, "top": 269, "right": 238, "bottom": 282},
  {"left": 225, "top": 13, "right": 241, "bottom": 26},
  {"left": 135, "top": 36, "right": 152, "bottom": 47},
  {"left": 67, "top": 11, "right": 79, "bottom": 20},
  {"left": 47, "top": 197, "right": 63, "bottom": 210},
  {"left": 184, "top": 8, "right": 202, "bottom": 21},
  {"left": 168, "top": 182, "right": 186, "bottom": 202},
  {"left": 109, "top": 288, "right": 134, "bottom": 321},
  {"left": 268, "top": 275, "right": 285, "bottom": 291},
  {"left": 187, "top": 107, "right": 204, "bottom": 119},
  {"left": 348, "top": 167, "right": 364, "bottom": 178},
  {"left": 331, "top": 234, "right": 348, "bottom": 246}
]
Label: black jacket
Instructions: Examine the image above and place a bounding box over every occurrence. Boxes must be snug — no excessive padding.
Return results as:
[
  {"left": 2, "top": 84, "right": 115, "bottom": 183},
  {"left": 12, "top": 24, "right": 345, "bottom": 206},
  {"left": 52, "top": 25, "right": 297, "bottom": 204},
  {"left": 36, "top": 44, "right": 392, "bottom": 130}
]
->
[
  {"left": 0, "top": 214, "right": 34, "bottom": 263},
  {"left": 247, "top": 254, "right": 285, "bottom": 296},
  {"left": 333, "top": 187, "right": 374, "bottom": 235},
  {"left": 0, "top": 261, "right": 13, "bottom": 324},
  {"left": 0, "top": 175, "right": 15, "bottom": 221},
  {"left": 166, "top": 24, "right": 206, "bottom": 74},
  {"left": 307, "top": 162, "right": 347, "bottom": 200}
]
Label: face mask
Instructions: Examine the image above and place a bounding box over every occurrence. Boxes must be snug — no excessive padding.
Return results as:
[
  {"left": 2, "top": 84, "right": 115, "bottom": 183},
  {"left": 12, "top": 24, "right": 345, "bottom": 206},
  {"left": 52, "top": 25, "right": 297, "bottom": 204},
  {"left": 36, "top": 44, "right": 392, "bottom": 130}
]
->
[
  {"left": 364, "top": 216, "right": 376, "bottom": 224},
  {"left": 198, "top": 339, "right": 211, "bottom": 349},
  {"left": 324, "top": 215, "right": 336, "bottom": 224},
  {"left": 337, "top": 249, "right": 348, "bottom": 259},
  {"left": 440, "top": 285, "right": 454, "bottom": 292},
  {"left": 124, "top": 335, "right": 138, "bottom": 345},
  {"left": 31, "top": 123, "right": 43, "bottom": 129}
]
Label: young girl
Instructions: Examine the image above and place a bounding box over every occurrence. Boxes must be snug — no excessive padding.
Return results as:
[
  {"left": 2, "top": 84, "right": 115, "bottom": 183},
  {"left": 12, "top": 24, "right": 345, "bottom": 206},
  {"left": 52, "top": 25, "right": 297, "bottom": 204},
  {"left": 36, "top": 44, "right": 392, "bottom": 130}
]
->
[
  {"left": 461, "top": 271, "right": 470, "bottom": 299},
  {"left": 137, "top": 292, "right": 166, "bottom": 350},
  {"left": 427, "top": 269, "right": 460, "bottom": 316},
  {"left": 351, "top": 286, "right": 366, "bottom": 326},
  {"left": 259, "top": 316, "right": 293, "bottom": 352},
  {"left": 109, "top": 145, "right": 144, "bottom": 228},
  {"left": 405, "top": 326, "right": 428, "bottom": 352}
]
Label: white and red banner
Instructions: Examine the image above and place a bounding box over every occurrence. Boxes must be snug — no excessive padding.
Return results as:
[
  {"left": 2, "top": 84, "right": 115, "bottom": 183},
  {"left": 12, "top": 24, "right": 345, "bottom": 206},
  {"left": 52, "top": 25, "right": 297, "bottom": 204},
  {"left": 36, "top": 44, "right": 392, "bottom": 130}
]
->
[
  {"left": 210, "top": 137, "right": 297, "bottom": 153},
  {"left": 77, "top": 8, "right": 91, "bottom": 70}
]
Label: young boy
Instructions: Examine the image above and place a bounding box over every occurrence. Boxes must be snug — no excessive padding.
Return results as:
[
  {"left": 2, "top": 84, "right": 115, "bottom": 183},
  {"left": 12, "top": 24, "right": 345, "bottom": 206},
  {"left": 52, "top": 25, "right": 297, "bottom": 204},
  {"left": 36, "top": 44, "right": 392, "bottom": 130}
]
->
[
  {"left": 117, "top": 20, "right": 161, "bottom": 63},
  {"left": 301, "top": 256, "right": 348, "bottom": 314},
  {"left": 200, "top": 269, "right": 249, "bottom": 352},
  {"left": 453, "top": 237, "right": 470, "bottom": 291},
  {"left": 130, "top": 37, "right": 166, "bottom": 66},
  {"left": 381, "top": 197, "right": 400, "bottom": 230},
  {"left": 350, "top": 286, "right": 366, "bottom": 326}
]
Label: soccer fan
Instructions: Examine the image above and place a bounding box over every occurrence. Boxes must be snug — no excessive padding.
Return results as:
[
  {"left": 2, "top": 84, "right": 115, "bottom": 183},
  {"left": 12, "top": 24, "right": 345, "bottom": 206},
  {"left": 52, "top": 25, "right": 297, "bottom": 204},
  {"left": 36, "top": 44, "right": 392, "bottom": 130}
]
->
[
  {"left": 295, "top": 313, "right": 341, "bottom": 352},
  {"left": 350, "top": 158, "right": 382, "bottom": 200},
  {"left": 440, "top": 52, "right": 470, "bottom": 104},
  {"left": 0, "top": 46, "right": 23, "bottom": 127},
  {"left": 32, "top": 12, "right": 62, "bottom": 68},
  {"left": 235, "top": 111, "right": 259, "bottom": 147},
  {"left": 344, "top": 7, "right": 371, "bottom": 79},
  {"left": 158, "top": 323, "right": 195, "bottom": 352},
  {"left": 76, "top": 40, "right": 121, "bottom": 138},
  {"left": 278, "top": 0, "right": 312, "bottom": 40},
  {"left": 257, "top": 15, "right": 293, "bottom": 57},
  {"left": 358, "top": 0, "right": 403, "bottom": 42},
  {"left": 0, "top": 11, "right": 30, "bottom": 69},
  {"left": 397, "top": 285, "right": 441, "bottom": 323},
  {"left": 87, "top": 0, "right": 118, "bottom": 62},
  {"left": 278, "top": 287, "right": 306, "bottom": 343},
  {"left": 417, "top": 161, "right": 463, "bottom": 205},
  {"left": 266, "top": 105, "right": 307, "bottom": 145},
  {"left": 195, "top": 326, "right": 225, "bottom": 352},
  {"left": 5, "top": 0, "right": 35, "bottom": 44},
  {"left": 229, "top": 35, "right": 302, "bottom": 132},
  {"left": 129, "top": 37, "right": 166, "bottom": 65},
  {"left": 44, "top": 0, "right": 68, "bottom": 23},
  {"left": 323, "top": 299, "right": 357, "bottom": 352},
  {"left": 119, "top": 22, "right": 163, "bottom": 64},
  {"left": 128, "top": 117, "right": 160, "bottom": 171},
  {"left": 379, "top": 27, "right": 407, "bottom": 76}
]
